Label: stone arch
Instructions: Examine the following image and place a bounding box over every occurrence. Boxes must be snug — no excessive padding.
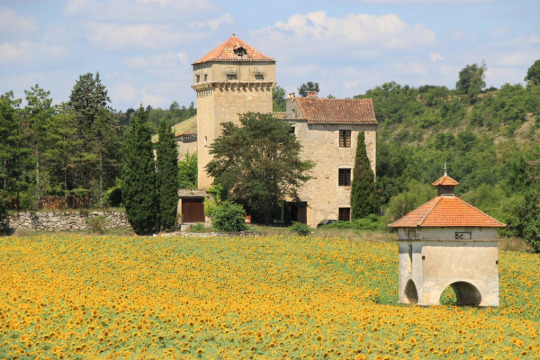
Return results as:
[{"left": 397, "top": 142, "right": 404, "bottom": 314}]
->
[
  {"left": 442, "top": 281, "right": 482, "bottom": 306},
  {"left": 404, "top": 279, "right": 418, "bottom": 304}
]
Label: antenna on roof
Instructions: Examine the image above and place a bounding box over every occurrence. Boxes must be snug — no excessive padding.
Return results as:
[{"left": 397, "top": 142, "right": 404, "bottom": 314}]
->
[{"left": 444, "top": 162, "right": 447, "bottom": 176}]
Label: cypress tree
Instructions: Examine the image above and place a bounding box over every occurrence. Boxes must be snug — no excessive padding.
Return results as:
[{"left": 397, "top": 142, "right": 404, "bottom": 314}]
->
[
  {"left": 122, "top": 106, "right": 159, "bottom": 235},
  {"left": 351, "top": 131, "right": 378, "bottom": 219},
  {"left": 156, "top": 120, "right": 179, "bottom": 231}
]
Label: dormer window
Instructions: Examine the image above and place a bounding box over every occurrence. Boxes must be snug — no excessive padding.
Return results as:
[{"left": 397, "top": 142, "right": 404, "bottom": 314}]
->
[{"left": 233, "top": 46, "right": 247, "bottom": 57}]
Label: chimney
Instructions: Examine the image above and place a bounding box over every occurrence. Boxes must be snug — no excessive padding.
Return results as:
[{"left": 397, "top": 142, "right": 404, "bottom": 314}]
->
[
  {"left": 288, "top": 92, "right": 296, "bottom": 98},
  {"left": 307, "top": 91, "right": 318, "bottom": 99}
]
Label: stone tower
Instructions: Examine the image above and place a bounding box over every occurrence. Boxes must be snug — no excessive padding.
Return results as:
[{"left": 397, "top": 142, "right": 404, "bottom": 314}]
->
[
  {"left": 389, "top": 172, "right": 506, "bottom": 306},
  {"left": 192, "top": 35, "right": 276, "bottom": 189}
]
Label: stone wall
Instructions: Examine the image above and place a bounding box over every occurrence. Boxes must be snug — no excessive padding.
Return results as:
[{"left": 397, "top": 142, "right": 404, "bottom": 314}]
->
[
  {"left": 283, "top": 120, "right": 377, "bottom": 227},
  {"left": 8, "top": 211, "right": 130, "bottom": 231}
]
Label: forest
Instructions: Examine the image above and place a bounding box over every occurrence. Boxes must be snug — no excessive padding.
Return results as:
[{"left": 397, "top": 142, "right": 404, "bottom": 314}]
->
[{"left": 0, "top": 61, "right": 539, "bottom": 246}]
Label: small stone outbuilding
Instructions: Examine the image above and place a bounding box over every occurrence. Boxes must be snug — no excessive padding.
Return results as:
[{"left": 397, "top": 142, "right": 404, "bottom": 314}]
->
[{"left": 389, "top": 172, "right": 506, "bottom": 306}]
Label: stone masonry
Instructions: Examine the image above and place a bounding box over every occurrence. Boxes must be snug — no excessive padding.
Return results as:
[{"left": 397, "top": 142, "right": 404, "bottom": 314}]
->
[{"left": 8, "top": 211, "right": 130, "bottom": 232}]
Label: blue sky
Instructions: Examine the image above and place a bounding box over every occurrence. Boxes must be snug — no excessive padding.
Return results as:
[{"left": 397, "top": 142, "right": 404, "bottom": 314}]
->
[{"left": 1, "top": 0, "right": 539, "bottom": 111}]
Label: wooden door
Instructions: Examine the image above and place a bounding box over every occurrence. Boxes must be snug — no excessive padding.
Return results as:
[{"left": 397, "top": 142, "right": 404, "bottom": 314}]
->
[{"left": 182, "top": 198, "right": 205, "bottom": 223}]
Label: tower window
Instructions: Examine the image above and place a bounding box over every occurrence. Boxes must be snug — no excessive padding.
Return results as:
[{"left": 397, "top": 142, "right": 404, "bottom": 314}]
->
[
  {"left": 196, "top": 75, "right": 200, "bottom": 83},
  {"left": 338, "top": 169, "right": 351, "bottom": 186},
  {"left": 339, "top": 130, "right": 351, "bottom": 147},
  {"left": 226, "top": 74, "right": 237, "bottom": 80},
  {"left": 255, "top": 74, "right": 264, "bottom": 80},
  {"left": 204, "top": 74, "right": 208, "bottom": 81}
]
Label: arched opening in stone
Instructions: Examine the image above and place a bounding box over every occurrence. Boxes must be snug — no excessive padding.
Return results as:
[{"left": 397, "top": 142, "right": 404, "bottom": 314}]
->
[
  {"left": 404, "top": 279, "right": 418, "bottom": 304},
  {"left": 439, "top": 281, "right": 482, "bottom": 306}
]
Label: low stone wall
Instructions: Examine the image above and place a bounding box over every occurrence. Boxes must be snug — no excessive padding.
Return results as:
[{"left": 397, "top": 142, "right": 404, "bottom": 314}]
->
[{"left": 8, "top": 211, "right": 130, "bottom": 231}]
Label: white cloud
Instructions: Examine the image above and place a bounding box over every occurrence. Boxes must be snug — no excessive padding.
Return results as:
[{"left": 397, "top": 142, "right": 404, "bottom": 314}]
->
[
  {"left": 430, "top": 53, "right": 444, "bottom": 62},
  {"left": 122, "top": 53, "right": 186, "bottom": 69},
  {"left": 86, "top": 22, "right": 182, "bottom": 50},
  {"left": 0, "top": 40, "right": 67, "bottom": 66},
  {"left": 0, "top": 6, "right": 36, "bottom": 36},
  {"left": 493, "top": 34, "right": 540, "bottom": 47},
  {"left": 64, "top": 0, "right": 215, "bottom": 21},
  {"left": 253, "top": 11, "right": 436, "bottom": 62},
  {"left": 189, "top": 14, "right": 235, "bottom": 31}
]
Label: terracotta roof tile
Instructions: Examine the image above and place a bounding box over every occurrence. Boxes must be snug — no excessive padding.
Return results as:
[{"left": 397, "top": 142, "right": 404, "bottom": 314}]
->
[
  {"left": 193, "top": 35, "right": 274, "bottom": 64},
  {"left": 432, "top": 174, "right": 459, "bottom": 186},
  {"left": 294, "top": 97, "right": 377, "bottom": 125},
  {"left": 389, "top": 195, "right": 506, "bottom": 228}
]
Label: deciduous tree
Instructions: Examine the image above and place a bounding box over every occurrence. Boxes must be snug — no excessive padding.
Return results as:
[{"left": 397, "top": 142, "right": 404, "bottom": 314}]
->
[
  {"left": 298, "top": 81, "right": 320, "bottom": 97},
  {"left": 206, "top": 112, "right": 313, "bottom": 224},
  {"left": 456, "top": 61, "right": 486, "bottom": 99},
  {"left": 524, "top": 59, "right": 540, "bottom": 86}
]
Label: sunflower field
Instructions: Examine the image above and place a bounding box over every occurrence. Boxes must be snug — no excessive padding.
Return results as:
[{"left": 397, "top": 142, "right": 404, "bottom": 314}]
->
[{"left": 0, "top": 234, "right": 538, "bottom": 359}]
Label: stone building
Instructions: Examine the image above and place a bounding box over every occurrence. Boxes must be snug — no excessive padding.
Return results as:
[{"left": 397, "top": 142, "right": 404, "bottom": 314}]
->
[
  {"left": 177, "top": 35, "right": 377, "bottom": 227},
  {"left": 389, "top": 172, "right": 506, "bottom": 306}
]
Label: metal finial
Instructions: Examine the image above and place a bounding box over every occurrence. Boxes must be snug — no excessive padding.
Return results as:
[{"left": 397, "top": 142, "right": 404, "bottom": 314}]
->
[
  {"left": 232, "top": 32, "right": 236, "bottom": 37},
  {"left": 444, "top": 162, "right": 447, "bottom": 176}
]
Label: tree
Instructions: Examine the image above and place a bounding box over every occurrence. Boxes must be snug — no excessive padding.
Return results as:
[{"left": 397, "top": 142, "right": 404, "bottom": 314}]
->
[
  {"left": 273, "top": 85, "right": 286, "bottom": 112},
  {"left": 350, "top": 131, "right": 378, "bottom": 219},
  {"left": 24, "top": 84, "right": 54, "bottom": 208},
  {"left": 178, "top": 152, "right": 197, "bottom": 189},
  {"left": 509, "top": 184, "right": 540, "bottom": 253},
  {"left": 0, "top": 91, "right": 25, "bottom": 206},
  {"left": 456, "top": 62, "right": 486, "bottom": 99},
  {"left": 69, "top": 72, "right": 120, "bottom": 206},
  {"left": 156, "top": 120, "right": 179, "bottom": 231},
  {"left": 206, "top": 112, "right": 314, "bottom": 224},
  {"left": 122, "top": 106, "right": 159, "bottom": 235},
  {"left": 298, "top": 81, "right": 320, "bottom": 97},
  {"left": 524, "top": 59, "right": 540, "bottom": 86}
]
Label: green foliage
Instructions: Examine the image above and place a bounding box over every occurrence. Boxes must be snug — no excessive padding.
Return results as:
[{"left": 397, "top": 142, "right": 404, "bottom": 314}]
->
[
  {"left": 508, "top": 184, "right": 540, "bottom": 253},
  {"left": 456, "top": 61, "right": 487, "bottom": 99},
  {"left": 298, "top": 81, "right": 320, "bottom": 97},
  {"left": 104, "top": 178, "right": 123, "bottom": 207},
  {"left": 351, "top": 132, "right": 377, "bottom": 218},
  {"left": 122, "top": 106, "right": 159, "bottom": 235},
  {"left": 386, "top": 180, "right": 436, "bottom": 222},
  {"left": 289, "top": 221, "right": 311, "bottom": 236},
  {"left": 204, "top": 184, "right": 223, "bottom": 217},
  {"left": 323, "top": 214, "right": 387, "bottom": 231},
  {"left": 178, "top": 152, "right": 197, "bottom": 189},
  {"left": 86, "top": 215, "right": 107, "bottom": 234},
  {"left": 191, "top": 223, "right": 205, "bottom": 232},
  {"left": 525, "top": 59, "right": 540, "bottom": 85},
  {"left": 206, "top": 112, "right": 314, "bottom": 224},
  {"left": 211, "top": 201, "right": 247, "bottom": 232},
  {"left": 156, "top": 120, "right": 179, "bottom": 231},
  {"left": 273, "top": 85, "right": 286, "bottom": 112},
  {"left": 0, "top": 191, "right": 9, "bottom": 235}
]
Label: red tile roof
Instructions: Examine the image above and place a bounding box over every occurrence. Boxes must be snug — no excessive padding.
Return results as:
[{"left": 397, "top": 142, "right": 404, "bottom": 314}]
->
[
  {"left": 293, "top": 97, "right": 377, "bottom": 125},
  {"left": 432, "top": 174, "right": 459, "bottom": 186},
  {"left": 193, "top": 35, "right": 275, "bottom": 64},
  {"left": 388, "top": 195, "right": 506, "bottom": 228}
]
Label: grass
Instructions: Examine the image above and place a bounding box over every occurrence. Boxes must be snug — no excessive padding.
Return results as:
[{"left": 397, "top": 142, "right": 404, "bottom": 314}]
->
[{"left": 0, "top": 233, "right": 538, "bottom": 359}]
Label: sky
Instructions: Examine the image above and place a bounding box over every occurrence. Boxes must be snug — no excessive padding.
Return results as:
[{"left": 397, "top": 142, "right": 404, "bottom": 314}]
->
[{"left": 1, "top": 0, "right": 539, "bottom": 111}]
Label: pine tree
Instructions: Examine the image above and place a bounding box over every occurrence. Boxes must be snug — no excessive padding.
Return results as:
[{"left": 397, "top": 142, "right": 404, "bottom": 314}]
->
[
  {"left": 156, "top": 120, "right": 179, "bottom": 231},
  {"left": 122, "top": 106, "right": 159, "bottom": 235},
  {"left": 351, "top": 131, "right": 377, "bottom": 219}
]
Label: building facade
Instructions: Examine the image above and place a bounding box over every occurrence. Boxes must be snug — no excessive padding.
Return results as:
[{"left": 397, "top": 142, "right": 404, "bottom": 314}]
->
[{"left": 180, "top": 35, "right": 377, "bottom": 227}]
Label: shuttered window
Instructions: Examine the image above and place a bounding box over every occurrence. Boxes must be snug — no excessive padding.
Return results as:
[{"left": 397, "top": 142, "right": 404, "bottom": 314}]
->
[
  {"left": 339, "top": 130, "right": 351, "bottom": 147},
  {"left": 338, "top": 169, "right": 351, "bottom": 186}
]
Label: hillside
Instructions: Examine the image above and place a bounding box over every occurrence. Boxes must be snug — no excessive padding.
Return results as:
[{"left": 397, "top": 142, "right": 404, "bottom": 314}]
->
[{"left": 354, "top": 82, "right": 539, "bottom": 229}]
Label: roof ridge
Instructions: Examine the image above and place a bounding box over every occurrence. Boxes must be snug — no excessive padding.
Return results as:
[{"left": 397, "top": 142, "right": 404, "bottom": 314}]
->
[{"left": 418, "top": 196, "right": 443, "bottom": 226}]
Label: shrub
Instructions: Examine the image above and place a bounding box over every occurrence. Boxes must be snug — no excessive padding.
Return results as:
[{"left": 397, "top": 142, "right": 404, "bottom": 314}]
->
[
  {"left": 212, "top": 201, "right": 247, "bottom": 232},
  {"left": 289, "top": 222, "right": 311, "bottom": 236},
  {"left": 86, "top": 215, "right": 107, "bottom": 234},
  {"left": 323, "top": 214, "right": 388, "bottom": 231},
  {"left": 191, "top": 223, "right": 205, "bottom": 232}
]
